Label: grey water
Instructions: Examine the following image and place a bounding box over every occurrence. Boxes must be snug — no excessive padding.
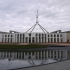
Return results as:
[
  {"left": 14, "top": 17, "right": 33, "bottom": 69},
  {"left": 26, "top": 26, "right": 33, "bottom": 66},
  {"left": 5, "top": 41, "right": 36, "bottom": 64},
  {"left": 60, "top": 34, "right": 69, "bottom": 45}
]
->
[
  {"left": 0, "top": 51, "right": 58, "bottom": 70},
  {"left": 0, "top": 59, "right": 57, "bottom": 70}
]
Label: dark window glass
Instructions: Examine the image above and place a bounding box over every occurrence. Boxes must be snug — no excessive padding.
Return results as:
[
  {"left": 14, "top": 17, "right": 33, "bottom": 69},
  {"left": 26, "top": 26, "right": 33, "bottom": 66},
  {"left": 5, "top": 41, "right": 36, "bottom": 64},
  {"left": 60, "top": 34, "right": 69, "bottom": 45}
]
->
[
  {"left": 54, "top": 35, "right": 56, "bottom": 37},
  {"left": 51, "top": 35, "right": 52, "bottom": 37},
  {"left": 42, "top": 34, "right": 44, "bottom": 37},
  {"left": 25, "top": 52, "right": 27, "bottom": 55},
  {"left": 11, "top": 38, "right": 12, "bottom": 42},
  {"left": 8, "top": 35, "right": 9, "bottom": 37},
  {"left": 48, "top": 35, "right": 49, "bottom": 37},
  {"left": 45, "top": 34, "right": 46, "bottom": 37},
  {"left": 51, "top": 38, "right": 53, "bottom": 42},
  {"left": 57, "top": 34, "right": 59, "bottom": 37},
  {"left": 29, "top": 52, "right": 31, "bottom": 55},
  {"left": 5, "top": 35, "right": 7, "bottom": 37},
  {"left": 11, "top": 35, "right": 12, "bottom": 37},
  {"left": 39, "top": 34, "right": 41, "bottom": 37},
  {"left": 29, "top": 56, "right": 31, "bottom": 59},
  {"left": 23, "top": 34, "right": 24, "bottom": 37},
  {"left": 32, "top": 52, "right": 34, "bottom": 55},
  {"left": 36, "top": 34, "right": 37, "bottom": 36},
  {"left": 29, "top": 33, "right": 31, "bottom": 36},
  {"left": 8, "top": 38, "right": 9, "bottom": 42}
]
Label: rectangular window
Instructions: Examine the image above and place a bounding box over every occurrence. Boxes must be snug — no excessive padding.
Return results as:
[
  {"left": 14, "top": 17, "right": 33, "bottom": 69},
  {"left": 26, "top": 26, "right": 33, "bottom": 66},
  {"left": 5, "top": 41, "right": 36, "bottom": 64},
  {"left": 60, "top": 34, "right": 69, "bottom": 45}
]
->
[
  {"left": 57, "top": 34, "right": 59, "bottom": 37},
  {"left": 8, "top": 35, "right": 9, "bottom": 37},
  {"left": 48, "top": 35, "right": 49, "bottom": 37},
  {"left": 54, "top": 35, "right": 56, "bottom": 37},
  {"left": 42, "top": 34, "right": 44, "bottom": 37},
  {"left": 25, "top": 52, "right": 27, "bottom": 55},
  {"left": 51, "top": 38, "right": 53, "bottom": 42},
  {"left": 36, "top": 34, "right": 38, "bottom": 36},
  {"left": 39, "top": 34, "right": 41, "bottom": 37},
  {"left": 29, "top": 33, "right": 31, "bottom": 36},
  {"left": 5, "top": 38, "right": 6, "bottom": 42},
  {"left": 54, "top": 38, "right": 56, "bottom": 42},
  {"left": 11, "top": 38, "right": 12, "bottom": 42},
  {"left": 45, "top": 34, "right": 46, "bottom": 37},
  {"left": 51, "top": 35, "right": 52, "bottom": 37},
  {"left": 23, "top": 34, "right": 24, "bottom": 37},
  {"left": 8, "top": 38, "right": 9, "bottom": 42},
  {"left": 32, "top": 52, "right": 34, "bottom": 55},
  {"left": 11, "top": 35, "right": 12, "bottom": 37},
  {"left": 36, "top": 38, "right": 37, "bottom": 43},
  {"left": 48, "top": 38, "right": 49, "bottom": 42},
  {"left": 45, "top": 37, "right": 46, "bottom": 43},
  {"left": 5, "top": 35, "right": 7, "bottom": 37}
]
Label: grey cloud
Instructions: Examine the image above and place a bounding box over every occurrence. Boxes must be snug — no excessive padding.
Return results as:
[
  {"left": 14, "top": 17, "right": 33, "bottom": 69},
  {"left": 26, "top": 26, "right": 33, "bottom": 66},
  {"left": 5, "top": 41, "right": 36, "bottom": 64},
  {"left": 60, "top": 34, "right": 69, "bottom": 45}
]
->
[{"left": 0, "top": 0, "right": 70, "bottom": 32}]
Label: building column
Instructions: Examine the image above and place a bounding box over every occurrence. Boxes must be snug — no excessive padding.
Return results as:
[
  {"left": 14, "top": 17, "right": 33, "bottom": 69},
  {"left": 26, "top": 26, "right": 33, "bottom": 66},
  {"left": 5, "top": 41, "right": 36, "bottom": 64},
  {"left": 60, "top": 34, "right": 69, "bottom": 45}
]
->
[
  {"left": 37, "top": 34, "right": 39, "bottom": 43},
  {"left": 28, "top": 37, "right": 29, "bottom": 43},
  {"left": 47, "top": 37, "right": 48, "bottom": 43},
  {"left": 19, "top": 34, "right": 20, "bottom": 43},
  {"left": 52, "top": 37, "right": 54, "bottom": 43},
  {"left": 22, "top": 34, "right": 23, "bottom": 43},
  {"left": 15, "top": 34, "right": 17, "bottom": 43},
  {"left": 59, "top": 34, "right": 61, "bottom": 42},
  {"left": 56, "top": 34, "right": 57, "bottom": 42},
  {"left": 31, "top": 37, "right": 32, "bottom": 43}
]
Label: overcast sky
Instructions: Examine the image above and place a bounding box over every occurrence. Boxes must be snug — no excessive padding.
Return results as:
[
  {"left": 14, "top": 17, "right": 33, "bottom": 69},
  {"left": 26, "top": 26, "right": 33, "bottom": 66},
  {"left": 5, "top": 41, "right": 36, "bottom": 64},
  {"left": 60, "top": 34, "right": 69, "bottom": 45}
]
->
[{"left": 0, "top": 0, "right": 70, "bottom": 32}]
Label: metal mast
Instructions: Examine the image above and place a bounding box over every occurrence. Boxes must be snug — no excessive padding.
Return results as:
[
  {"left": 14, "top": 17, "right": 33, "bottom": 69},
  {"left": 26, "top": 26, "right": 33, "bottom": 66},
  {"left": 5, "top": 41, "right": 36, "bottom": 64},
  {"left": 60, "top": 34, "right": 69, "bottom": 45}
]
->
[
  {"left": 36, "top": 9, "right": 38, "bottom": 24},
  {"left": 25, "top": 10, "right": 49, "bottom": 33}
]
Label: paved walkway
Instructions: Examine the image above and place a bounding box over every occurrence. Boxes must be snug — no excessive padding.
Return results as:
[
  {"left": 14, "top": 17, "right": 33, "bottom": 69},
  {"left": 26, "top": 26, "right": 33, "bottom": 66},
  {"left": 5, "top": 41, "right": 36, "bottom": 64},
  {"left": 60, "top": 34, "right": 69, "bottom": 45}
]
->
[{"left": 13, "top": 60, "right": 70, "bottom": 70}]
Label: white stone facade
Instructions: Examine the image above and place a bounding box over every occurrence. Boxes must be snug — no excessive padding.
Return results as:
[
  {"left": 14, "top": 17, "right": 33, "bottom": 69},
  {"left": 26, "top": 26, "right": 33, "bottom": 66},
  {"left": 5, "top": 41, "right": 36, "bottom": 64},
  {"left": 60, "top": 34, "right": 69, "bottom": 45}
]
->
[{"left": 0, "top": 32, "right": 67, "bottom": 43}]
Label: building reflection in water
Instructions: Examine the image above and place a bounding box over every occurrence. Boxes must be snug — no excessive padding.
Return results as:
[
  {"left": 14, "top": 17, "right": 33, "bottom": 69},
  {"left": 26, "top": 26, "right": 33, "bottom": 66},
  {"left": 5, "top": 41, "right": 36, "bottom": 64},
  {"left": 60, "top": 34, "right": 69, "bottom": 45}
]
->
[{"left": 0, "top": 50, "right": 67, "bottom": 61}]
